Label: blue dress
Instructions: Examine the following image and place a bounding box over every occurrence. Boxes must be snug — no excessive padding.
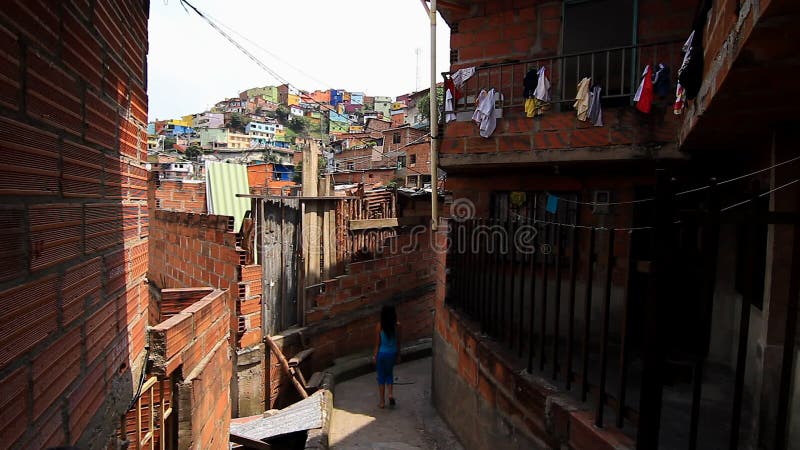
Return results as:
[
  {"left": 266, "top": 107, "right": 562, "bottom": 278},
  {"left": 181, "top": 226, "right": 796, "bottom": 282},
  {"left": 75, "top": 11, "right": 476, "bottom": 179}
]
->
[{"left": 376, "top": 330, "right": 397, "bottom": 385}]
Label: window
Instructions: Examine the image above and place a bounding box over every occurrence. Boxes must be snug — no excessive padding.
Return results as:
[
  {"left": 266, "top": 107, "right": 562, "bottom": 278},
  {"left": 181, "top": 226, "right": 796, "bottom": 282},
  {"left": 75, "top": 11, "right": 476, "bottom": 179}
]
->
[
  {"left": 396, "top": 156, "right": 406, "bottom": 168},
  {"left": 392, "top": 133, "right": 401, "bottom": 144},
  {"left": 410, "top": 154, "right": 417, "bottom": 165},
  {"left": 346, "top": 162, "right": 355, "bottom": 171},
  {"left": 562, "top": 0, "right": 635, "bottom": 103}
]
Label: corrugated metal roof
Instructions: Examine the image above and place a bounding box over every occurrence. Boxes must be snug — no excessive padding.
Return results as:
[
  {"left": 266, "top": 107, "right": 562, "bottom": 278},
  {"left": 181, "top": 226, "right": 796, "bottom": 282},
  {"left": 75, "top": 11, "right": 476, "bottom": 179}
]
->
[{"left": 205, "top": 161, "right": 250, "bottom": 232}]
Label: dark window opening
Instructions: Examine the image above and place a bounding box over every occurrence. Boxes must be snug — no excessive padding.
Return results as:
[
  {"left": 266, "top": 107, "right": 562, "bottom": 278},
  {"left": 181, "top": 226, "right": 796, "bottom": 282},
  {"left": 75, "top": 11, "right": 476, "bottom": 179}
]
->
[
  {"left": 392, "top": 132, "right": 401, "bottom": 144},
  {"left": 562, "top": 0, "right": 636, "bottom": 105},
  {"left": 410, "top": 154, "right": 417, "bottom": 164},
  {"left": 397, "top": 155, "right": 406, "bottom": 168}
]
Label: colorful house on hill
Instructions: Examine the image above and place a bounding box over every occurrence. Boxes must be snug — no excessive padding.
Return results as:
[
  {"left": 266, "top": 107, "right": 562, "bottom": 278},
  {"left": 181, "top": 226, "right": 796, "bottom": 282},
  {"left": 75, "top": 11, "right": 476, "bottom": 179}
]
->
[
  {"left": 330, "top": 89, "right": 344, "bottom": 107},
  {"left": 350, "top": 92, "right": 364, "bottom": 105},
  {"left": 241, "top": 86, "right": 279, "bottom": 104},
  {"left": 310, "top": 89, "right": 331, "bottom": 104},
  {"left": 193, "top": 112, "right": 224, "bottom": 129},
  {"left": 278, "top": 84, "right": 301, "bottom": 106}
]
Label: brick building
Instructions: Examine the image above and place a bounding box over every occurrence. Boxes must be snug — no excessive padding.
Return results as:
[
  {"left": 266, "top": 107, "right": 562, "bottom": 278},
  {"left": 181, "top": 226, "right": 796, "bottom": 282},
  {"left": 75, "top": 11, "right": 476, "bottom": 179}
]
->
[
  {"left": 0, "top": 1, "right": 151, "bottom": 447},
  {"left": 431, "top": 0, "right": 800, "bottom": 449}
]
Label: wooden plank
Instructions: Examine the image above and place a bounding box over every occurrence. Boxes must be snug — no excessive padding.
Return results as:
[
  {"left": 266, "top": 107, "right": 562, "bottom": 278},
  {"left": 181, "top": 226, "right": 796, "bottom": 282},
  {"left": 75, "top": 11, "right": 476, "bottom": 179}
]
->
[
  {"left": 349, "top": 218, "right": 399, "bottom": 230},
  {"left": 288, "top": 348, "right": 315, "bottom": 367},
  {"left": 230, "top": 433, "right": 272, "bottom": 450},
  {"left": 265, "top": 335, "right": 308, "bottom": 399}
]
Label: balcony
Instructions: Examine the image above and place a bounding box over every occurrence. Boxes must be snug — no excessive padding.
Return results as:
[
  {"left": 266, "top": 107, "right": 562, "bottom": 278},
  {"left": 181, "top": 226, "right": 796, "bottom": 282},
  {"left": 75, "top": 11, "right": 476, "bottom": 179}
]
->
[{"left": 441, "top": 41, "right": 686, "bottom": 169}]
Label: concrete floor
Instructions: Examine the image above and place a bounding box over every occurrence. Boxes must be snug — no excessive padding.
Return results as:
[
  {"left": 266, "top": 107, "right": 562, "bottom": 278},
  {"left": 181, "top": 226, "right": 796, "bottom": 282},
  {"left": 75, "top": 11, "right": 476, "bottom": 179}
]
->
[{"left": 329, "top": 357, "right": 464, "bottom": 450}]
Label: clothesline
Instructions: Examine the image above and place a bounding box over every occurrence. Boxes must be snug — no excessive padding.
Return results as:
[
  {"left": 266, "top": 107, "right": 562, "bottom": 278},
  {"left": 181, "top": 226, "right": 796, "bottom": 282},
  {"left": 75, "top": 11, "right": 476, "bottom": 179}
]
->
[
  {"left": 464, "top": 175, "right": 799, "bottom": 234},
  {"left": 543, "top": 153, "right": 800, "bottom": 207}
]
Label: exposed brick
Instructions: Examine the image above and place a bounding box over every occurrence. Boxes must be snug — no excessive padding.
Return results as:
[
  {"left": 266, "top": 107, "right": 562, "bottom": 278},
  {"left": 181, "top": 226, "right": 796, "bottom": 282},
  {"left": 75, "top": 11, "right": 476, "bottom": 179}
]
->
[
  {"left": 0, "top": 207, "right": 26, "bottom": 282},
  {"left": 0, "top": 366, "right": 29, "bottom": 449},
  {"left": 26, "top": 50, "right": 83, "bottom": 136},
  {"left": 32, "top": 326, "right": 82, "bottom": 419},
  {"left": 534, "top": 131, "right": 571, "bottom": 149},
  {"left": 0, "top": 117, "right": 60, "bottom": 196},
  {"left": 0, "top": 24, "right": 20, "bottom": 110},
  {"left": 0, "top": 275, "right": 58, "bottom": 369}
]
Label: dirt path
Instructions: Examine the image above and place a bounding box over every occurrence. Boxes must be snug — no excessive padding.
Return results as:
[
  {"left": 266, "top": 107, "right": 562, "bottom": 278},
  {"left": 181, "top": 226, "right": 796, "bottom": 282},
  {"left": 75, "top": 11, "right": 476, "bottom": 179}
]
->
[{"left": 329, "top": 357, "right": 463, "bottom": 450}]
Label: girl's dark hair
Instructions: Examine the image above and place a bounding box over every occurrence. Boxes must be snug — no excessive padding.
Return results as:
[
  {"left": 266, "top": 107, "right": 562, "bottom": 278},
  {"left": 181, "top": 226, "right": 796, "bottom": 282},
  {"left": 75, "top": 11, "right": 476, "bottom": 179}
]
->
[{"left": 380, "top": 305, "right": 396, "bottom": 338}]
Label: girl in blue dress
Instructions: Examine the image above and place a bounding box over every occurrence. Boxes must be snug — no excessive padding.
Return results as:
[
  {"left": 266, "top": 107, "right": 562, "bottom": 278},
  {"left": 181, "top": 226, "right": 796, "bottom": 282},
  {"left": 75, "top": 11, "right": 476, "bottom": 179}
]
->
[{"left": 373, "top": 305, "right": 400, "bottom": 409}]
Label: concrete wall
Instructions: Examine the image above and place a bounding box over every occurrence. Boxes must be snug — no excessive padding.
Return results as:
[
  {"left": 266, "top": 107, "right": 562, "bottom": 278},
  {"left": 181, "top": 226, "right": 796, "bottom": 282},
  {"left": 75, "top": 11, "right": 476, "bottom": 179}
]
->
[{"left": 0, "top": 0, "right": 149, "bottom": 447}]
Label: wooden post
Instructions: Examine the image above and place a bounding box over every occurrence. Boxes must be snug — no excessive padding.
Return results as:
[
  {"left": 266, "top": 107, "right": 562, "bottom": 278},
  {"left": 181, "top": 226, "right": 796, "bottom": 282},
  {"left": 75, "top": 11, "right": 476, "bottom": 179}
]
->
[
  {"left": 301, "top": 142, "right": 320, "bottom": 288},
  {"left": 320, "top": 175, "right": 336, "bottom": 279},
  {"left": 301, "top": 141, "right": 320, "bottom": 318}
]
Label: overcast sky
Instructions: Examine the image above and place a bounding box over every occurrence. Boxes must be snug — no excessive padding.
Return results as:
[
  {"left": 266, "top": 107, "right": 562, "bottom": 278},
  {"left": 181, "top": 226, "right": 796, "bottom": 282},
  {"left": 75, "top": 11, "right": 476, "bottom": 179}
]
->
[{"left": 147, "top": 0, "right": 451, "bottom": 120}]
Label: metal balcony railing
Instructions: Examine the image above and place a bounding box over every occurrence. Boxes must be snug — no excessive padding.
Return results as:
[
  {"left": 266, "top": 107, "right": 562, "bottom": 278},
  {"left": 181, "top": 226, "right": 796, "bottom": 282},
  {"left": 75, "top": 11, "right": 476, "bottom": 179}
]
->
[{"left": 447, "top": 40, "right": 683, "bottom": 114}]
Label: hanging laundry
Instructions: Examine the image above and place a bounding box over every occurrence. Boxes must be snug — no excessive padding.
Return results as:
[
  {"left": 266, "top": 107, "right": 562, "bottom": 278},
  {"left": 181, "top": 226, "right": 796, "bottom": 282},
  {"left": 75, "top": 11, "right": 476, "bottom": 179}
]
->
[
  {"left": 445, "top": 87, "right": 456, "bottom": 123},
  {"left": 523, "top": 68, "right": 540, "bottom": 118},
  {"left": 451, "top": 67, "right": 475, "bottom": 88},
  {"left": 524, "top": 98, "right": 537, "bottom": 118},
  {"left": 587, "top": 85, "right": 603, "bottom": 127},
  {"left": 634, "top": 65, "right": 654, "bottom": 114},
  {"left": 444, "top": 78, "right": 461, "bottom": 100},
  {"left": 472, "top": 89, "right": 497, "bottom": 138},
  {"left": 652, "top": 63, "right": 672, "bottom": 97},
  {"left": 523, "top": 68, "right": 538, "bottom": 99},
  {"left": 674, "top": 83, "right": 686, "bottom": 115},
  {"left": 574, "top": 77, "right": 591, "bottom": 121},
  {"left": 545, "top": 194, "right": 559, "bottom": 214},
  {"left": 679, "top": 0, "right": 712, "bottom": 101},
  {"left": 534, "top": 67, "right": 551, "bottom": 103}
]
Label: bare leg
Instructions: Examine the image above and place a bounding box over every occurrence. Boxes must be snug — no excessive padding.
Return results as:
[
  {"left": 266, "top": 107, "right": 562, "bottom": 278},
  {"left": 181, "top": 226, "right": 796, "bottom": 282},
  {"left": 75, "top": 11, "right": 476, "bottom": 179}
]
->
[
  {"left": 387, "top": 384, "right": 394, "bottom": 400},
  {"left": 378, "top": 384, "right": 385, "bottom": 408}
]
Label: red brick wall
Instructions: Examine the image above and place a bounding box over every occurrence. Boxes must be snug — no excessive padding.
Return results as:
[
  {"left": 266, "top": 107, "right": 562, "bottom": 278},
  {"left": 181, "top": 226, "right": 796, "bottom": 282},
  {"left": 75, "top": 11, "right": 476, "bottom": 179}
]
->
[
  {"left": 441, "top": 0, "right": 694, "bottom": 158},
  {"left": 0, "top": 1, "right": 149, "bottom": 447},
  {"left": 404, "top": 141, "right": 432, "bottom": 175},
  {"left": 147, "top": 210, "right": 263, "bottom": 350},
  {"left": 266, "top": 227, "right": 437, "bottom": 408},
  {"left": 335, "top": 169, "right": 398, "bottom": 187},
  {"left": 151, "top": 178, "right": 207, "bottom": 213},
  {"left": 383, "top": 126, "right": 429, "bottom": 152},
  {"left": 149, "top": 288, "right": 231, "bottom": 450}
]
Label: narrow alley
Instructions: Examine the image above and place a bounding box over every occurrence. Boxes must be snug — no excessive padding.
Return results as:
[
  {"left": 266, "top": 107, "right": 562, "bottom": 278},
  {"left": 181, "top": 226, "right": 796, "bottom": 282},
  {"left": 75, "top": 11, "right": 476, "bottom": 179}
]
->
[{"left": 330, "top": 357, "right": 462, "bottom": 450}]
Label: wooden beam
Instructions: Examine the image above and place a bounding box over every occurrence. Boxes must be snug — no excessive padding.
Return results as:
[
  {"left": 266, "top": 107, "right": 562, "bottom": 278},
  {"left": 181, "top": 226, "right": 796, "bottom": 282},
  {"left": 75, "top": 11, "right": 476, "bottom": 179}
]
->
[
  {"left": 349, "top": 218, "right": 399, "bottom": 230},
  {"left": 265, "top": 335, "right": 308, "bottom": 399},
  {"left": 289, "top": 348, "right": 315, "bottom": 367},
  {"left": 230, "top": 433, "right": 272, "bottom": 450}
]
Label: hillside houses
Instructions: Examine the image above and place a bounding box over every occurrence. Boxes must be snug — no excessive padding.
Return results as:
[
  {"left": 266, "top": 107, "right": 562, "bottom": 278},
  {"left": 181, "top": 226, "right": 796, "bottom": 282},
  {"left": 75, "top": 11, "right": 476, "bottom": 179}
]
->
[{"left": 148, "top": 83, "right": 438, "bottom": 191}]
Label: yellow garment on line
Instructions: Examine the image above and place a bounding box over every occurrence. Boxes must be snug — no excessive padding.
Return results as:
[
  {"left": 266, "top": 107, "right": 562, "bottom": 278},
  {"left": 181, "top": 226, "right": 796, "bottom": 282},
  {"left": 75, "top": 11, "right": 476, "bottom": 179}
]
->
[
  {"left": 574, "top": 77, "right": 591, "bottom": 121},
  {"left": 525, "top": 98, "right": 536, "bottom": 117}
]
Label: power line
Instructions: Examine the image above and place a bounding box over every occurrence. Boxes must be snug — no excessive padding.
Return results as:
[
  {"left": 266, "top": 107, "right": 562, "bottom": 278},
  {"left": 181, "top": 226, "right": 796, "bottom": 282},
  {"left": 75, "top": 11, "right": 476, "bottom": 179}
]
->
[
  {"left": 178, "top": 0, "right": 414, "bottom": 137},
  {"left": 545, "top": 153, "right": 800, "bottom": 207},
  {"left": 720, "top": 178, "right": 800, "bottom": 212}
]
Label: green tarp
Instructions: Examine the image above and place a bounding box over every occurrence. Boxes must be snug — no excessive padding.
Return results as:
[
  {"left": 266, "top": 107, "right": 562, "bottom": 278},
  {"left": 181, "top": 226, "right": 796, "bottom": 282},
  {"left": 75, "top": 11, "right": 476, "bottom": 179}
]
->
[{"left": 205, "top": 161, "right": 250, "bottom": 233}]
